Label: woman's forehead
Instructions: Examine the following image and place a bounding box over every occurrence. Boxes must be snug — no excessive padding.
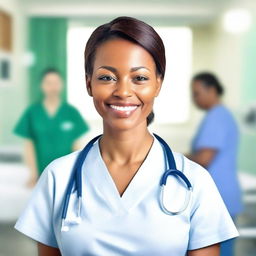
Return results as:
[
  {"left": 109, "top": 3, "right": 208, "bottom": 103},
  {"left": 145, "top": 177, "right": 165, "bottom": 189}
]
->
[
  {"left": 43, "top": 73, "right": 61, "bottom": 81},
  {"left": 93, "top": 38, "right": 156, "bottom": 72}
]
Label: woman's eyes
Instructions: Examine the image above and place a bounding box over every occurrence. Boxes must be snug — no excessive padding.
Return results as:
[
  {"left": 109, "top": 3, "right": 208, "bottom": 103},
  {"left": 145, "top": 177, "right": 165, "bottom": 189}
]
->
[
  {"left": 134, "top": 76, "right": 149, "bottom": 82},
  {"left": 97, "top": 75, "right": 149, "bottom": 82},
  {"left": 98, "top": 75, "right": 116, "bottom": 81}
]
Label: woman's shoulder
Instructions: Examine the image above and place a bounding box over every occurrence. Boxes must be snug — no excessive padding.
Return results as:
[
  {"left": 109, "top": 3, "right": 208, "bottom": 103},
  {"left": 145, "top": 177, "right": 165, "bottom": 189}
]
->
[
  {"left": 208, "top": 104, "right": 233, "bottom": 119},
  {"left": 153, "top": 136, "right": 212, "bottom": 186},
  {"left": 172, "top": 152, "right": 215, "bottom": 189},
  {"left": 44, "top": 150, "right": 81, "bottom": 178},
  {"left": 22, "top": 102, "right": 42, "bottom": 115},
  {"left": 62, "top": 102, "right": 80, "bottom": 113}
]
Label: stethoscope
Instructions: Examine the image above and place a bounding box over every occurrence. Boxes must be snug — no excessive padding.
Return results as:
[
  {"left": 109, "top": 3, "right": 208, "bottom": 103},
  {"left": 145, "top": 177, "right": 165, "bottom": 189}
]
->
[{"left": 61, "top": 134, "right": 192, "bottom": 232}]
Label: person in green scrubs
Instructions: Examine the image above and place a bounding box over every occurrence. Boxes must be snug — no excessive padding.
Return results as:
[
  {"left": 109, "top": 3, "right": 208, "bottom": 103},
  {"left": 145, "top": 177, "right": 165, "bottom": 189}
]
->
[{"left": 14, "top": 68, "right": 89, "bottom": 187}]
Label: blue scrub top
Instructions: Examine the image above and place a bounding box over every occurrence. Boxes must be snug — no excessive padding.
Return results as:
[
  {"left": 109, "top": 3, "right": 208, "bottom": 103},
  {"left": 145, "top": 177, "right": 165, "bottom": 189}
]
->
[{"left": 192, "top": 104, "right": 243, "bottom": 216}]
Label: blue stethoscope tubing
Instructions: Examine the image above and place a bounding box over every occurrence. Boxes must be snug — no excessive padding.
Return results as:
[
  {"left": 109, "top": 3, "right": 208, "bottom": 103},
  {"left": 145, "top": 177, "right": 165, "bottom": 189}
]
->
[
  {"left": 61, "top": 134, "right": 192, "bottom": 232},
  {"left": 154, "top": 134, "right": 193, "bottom": 215}
]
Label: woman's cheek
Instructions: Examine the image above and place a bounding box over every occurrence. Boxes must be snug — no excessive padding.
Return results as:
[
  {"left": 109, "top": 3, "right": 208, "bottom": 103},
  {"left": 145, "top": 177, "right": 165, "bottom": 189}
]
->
[
  {"left": 137, "top": 84, "right": 158, "bottom": 103},
  {"left": 91, "top": 84, "right": 112, "bottom": 99},
  {"left": 92, "top": 98, "right": 107, "bottom": 118}
]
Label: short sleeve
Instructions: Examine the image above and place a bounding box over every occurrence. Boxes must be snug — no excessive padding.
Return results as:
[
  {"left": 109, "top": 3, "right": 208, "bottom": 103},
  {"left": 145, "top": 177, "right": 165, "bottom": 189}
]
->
[
  {"left": 14, "top": 166, "right": 58, "bottom": 248},
  {"left": 71, "top": 107, "right": 89, "bottom": 140},
  {"left": 188, "top": 164, "right": 239, "bottom": 250},
  {"left": 13, "top": 107, "right": 33, "bottom": 139},
  {"left": 194, "top": 110, "right": 226, "bottom": 150}
]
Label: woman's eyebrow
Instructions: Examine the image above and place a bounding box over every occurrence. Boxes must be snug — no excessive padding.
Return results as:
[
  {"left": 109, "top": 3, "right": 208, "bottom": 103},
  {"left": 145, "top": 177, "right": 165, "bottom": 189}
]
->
[
  {"left": 98, "top": 66, "right": 116, "bottom": 72},
  {"left": 97, "top": 66, "right": 150, "bottom": 72},
  {"left": 130, "top": 66, "right": 150, "bottom": 72}
]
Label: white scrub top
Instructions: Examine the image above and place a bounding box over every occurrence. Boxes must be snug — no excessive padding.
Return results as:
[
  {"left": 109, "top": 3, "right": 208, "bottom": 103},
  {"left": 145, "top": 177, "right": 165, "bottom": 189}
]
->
[{"left": 15, "top": 135, "right": 238, "bottom": 256}]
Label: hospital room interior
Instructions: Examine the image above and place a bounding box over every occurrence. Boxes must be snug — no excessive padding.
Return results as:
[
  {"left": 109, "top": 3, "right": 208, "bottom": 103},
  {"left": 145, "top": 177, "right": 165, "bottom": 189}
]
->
[{"left": 0, "top": 0, "right": 256, "bottom": 255}]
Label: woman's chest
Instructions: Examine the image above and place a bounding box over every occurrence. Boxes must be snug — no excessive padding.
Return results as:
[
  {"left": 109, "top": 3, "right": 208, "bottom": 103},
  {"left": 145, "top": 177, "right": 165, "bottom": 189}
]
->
[
  {"left": 30, "top": 112, "right": 76, "bottom": 139},
  {"left": 53, "top": 139, "right": 191, "bottom": 255},
  {"left": 54, "top": 189, "right": 190, "bottom": 256}
]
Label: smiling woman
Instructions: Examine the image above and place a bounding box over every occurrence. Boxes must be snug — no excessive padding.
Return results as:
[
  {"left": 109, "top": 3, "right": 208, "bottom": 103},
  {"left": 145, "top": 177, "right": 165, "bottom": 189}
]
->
[
  {"left": 84, "top": 17, "right": 165, "bottom": 128},
  {"left": 86, "top": 37, "right": 162, "bottom": 130},
  {"left": 15, "top": 16, "right": 238, "bottom": 256}
]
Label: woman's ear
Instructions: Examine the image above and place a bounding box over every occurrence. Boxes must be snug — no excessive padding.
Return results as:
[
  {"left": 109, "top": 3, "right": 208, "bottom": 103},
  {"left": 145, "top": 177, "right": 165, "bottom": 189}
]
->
[
  {"left": 86, "top": 75, "right": 93, "bottom": 97},
  {"left": 155, "top": 75, "right": 163, "bottom": 97}
]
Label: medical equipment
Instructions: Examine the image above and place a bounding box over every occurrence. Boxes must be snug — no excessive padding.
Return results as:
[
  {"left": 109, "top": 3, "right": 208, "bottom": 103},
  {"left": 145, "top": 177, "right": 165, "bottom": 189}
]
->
[{"left": 61, "top": 134, "right": 192, "bottom": 232}]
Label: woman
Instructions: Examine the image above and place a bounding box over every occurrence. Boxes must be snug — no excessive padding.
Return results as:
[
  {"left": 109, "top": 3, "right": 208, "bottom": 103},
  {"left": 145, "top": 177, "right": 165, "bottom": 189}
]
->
[
  {"left": 15, "top": 17, "right": 238, "bottom": 256},
  {"left": 14, "top": 68, "right": 89, "bottom": 187},
  {"left": 188, "top": 72, "right": 243, "bottom": 256}
]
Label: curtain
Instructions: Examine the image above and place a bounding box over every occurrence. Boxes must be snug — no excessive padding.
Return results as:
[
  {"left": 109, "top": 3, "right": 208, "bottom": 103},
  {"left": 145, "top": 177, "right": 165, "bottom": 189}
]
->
[{"left": 28, "top": 17, "right": 67, "bottom": 102}]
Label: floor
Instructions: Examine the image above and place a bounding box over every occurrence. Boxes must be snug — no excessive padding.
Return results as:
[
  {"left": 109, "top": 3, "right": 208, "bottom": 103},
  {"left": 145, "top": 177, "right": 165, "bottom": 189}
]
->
[
  {"left": 235, "top": 202, "right": 256, "bottom": 256},
  {"left": 0, "top": 223, "right": 37, "bottom": 256}
]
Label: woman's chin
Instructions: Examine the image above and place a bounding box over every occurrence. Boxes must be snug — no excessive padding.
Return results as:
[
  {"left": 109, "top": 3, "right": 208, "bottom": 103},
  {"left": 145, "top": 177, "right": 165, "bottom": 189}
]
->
[{"left": 103, "top": 118, "right": 147, "bottom": 132}]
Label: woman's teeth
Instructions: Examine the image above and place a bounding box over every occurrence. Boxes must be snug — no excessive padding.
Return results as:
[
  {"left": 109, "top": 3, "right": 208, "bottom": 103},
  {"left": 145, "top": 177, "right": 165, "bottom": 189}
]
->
[{"left": 110, "top": 105, "right": 138, "bottom": 111}]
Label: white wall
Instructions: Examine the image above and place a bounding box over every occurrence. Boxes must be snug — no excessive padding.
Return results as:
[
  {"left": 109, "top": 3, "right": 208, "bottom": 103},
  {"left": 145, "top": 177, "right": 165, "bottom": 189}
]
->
[
  {"left": 192, "top": 20, "right": 243, "bottom": 110},
  {"left": 0, "top": 0, "right": 28, "bottom": 146}
]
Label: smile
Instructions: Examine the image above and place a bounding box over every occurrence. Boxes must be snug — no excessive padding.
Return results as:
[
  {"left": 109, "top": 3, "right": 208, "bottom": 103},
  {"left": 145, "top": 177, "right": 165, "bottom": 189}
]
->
[{"left": 109, "top": 105, "right": 138, "bottom": 112}]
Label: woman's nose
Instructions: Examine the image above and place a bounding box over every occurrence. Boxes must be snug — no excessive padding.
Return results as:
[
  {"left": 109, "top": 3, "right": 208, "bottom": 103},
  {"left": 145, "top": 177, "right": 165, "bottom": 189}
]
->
[{"left": 112, "top": 79, "right": 133, "bottom": 98}]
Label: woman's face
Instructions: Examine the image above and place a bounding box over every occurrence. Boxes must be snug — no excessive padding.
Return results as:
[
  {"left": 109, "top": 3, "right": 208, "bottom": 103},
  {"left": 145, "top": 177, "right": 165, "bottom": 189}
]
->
[
  {"left": 86, "top": 38, "right": 162, "bottom": 131},
  {"left": 41, "top": 72, "right": 63, "bottom": 99},
  {"left": 192, "top": 80, "right": 214, "bottom": 110}
]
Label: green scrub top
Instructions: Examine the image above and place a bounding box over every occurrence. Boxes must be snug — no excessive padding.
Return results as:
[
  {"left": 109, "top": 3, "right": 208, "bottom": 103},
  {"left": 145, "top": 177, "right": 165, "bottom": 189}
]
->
[{"left": 14, "top": 102, "right": 89, "bottom": 175}]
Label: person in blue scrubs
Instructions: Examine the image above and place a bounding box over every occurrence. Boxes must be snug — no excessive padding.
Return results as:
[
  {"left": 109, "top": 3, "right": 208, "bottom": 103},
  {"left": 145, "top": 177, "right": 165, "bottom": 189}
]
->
[
  {"left": 15, "top": 18, "right": 239, "bottom": 256},
  {"left": 188, "top": 72, "right": 243, "bottom": 256}
]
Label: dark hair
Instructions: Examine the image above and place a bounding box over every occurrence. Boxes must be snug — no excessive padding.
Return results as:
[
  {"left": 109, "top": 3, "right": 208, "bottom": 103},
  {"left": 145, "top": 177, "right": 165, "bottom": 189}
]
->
[
  {"left": 84, "top": 16, "right": 166, "bottom": 125},
  {"left": 192, "top": 72, "right": 224, "bottom": 96},
  {"left": 41, "top": 68, "right": 61, "bottom": 80}
]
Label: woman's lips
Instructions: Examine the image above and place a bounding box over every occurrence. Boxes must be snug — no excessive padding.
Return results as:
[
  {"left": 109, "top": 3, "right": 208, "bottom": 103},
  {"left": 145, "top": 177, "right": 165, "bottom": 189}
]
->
[{"left": 107, "top": 104, "right": 140, "bottom": 118}]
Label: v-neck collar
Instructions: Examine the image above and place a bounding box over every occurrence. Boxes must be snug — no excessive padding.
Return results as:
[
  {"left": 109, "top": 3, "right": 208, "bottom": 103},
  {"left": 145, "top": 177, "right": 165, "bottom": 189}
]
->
[
  {"left": 86, "top": 134, "right": 166, "bottom": 212},
  {"left": 41, "top": 101, "right": 64, "bottom": 120}
]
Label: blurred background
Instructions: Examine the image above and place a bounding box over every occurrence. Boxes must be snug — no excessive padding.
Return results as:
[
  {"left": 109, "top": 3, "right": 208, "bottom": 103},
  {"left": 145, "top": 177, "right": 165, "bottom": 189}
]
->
[{"left": 0, "top": 0, "right": 256, "bottom": 255}]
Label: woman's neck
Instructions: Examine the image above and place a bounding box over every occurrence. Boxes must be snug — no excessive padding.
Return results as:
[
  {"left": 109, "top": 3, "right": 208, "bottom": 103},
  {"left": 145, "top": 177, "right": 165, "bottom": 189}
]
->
[
  {"left": 206, "top": 98, "right": 221, "bottom": 110},
  {"left": 44, "top": 96, "right": 60, "bottom": 106},
  {"left": 100, "top": 122, "right": 154, "bottom": 165},
  {"left": 43, "top": 97, "right": 61, "bottom": 116}
]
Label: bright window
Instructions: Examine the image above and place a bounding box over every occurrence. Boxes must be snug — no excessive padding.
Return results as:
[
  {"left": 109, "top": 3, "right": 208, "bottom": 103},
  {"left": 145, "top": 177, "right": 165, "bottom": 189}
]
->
[{"left": 67, "top": 26, "right": 192, "bottom": 123}]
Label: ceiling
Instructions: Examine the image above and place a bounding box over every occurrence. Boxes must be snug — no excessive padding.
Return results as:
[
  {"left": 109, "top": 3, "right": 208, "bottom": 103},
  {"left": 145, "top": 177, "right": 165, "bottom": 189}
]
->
[{"left": 16, "top": 0, "right": 253, "bottom": 25}]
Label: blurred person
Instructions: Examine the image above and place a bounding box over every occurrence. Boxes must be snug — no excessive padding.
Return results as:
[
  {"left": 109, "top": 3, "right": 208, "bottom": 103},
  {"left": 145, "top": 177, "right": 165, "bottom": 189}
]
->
[
  {"left": 14, "top": 17, "right": 238, "bottom": 256},
  {"left": 188, "top": 72, "right": 243, "bottom": 256},
  {"left": 14, "top": 68, "right": 89, "bottom": 187}
]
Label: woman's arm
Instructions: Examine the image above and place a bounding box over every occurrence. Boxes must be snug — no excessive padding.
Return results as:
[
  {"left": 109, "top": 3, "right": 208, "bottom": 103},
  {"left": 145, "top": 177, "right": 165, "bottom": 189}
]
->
[
  {"left": 24, "top": 139, "right": 38, "bottom": 187},
  {"left": 38, "top": 243, "right": 61, "bottom": 256},
  {"left": 186, "top": 148, "right": 216, "bottom": 168},
  {"left": 188, "top": 243, "right": 220, "bottom": 256}
]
